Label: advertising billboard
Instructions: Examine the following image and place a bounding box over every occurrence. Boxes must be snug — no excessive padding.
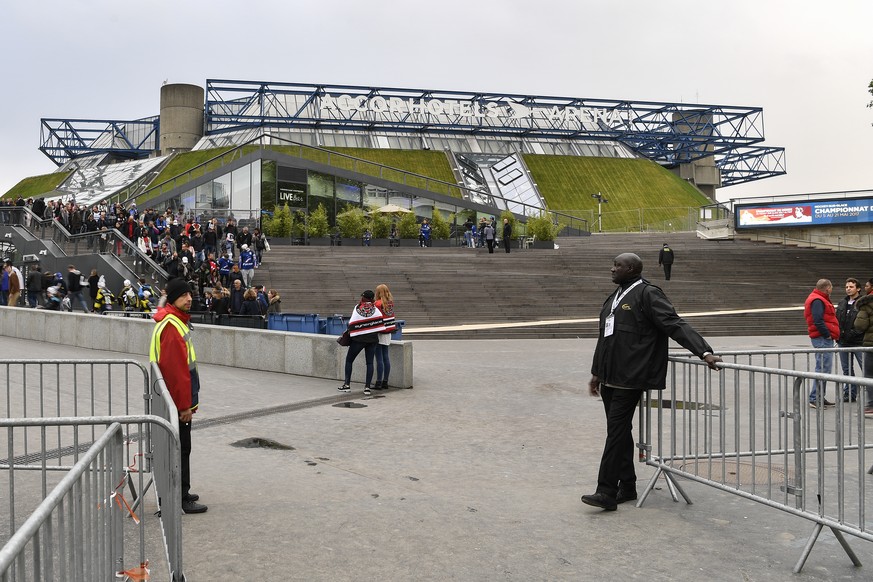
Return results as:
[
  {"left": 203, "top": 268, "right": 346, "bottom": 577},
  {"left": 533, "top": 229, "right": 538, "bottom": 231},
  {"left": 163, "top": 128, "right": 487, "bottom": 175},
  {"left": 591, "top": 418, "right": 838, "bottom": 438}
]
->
[{"left": 735, "top": 198, "right": 873, "bottom": 229}]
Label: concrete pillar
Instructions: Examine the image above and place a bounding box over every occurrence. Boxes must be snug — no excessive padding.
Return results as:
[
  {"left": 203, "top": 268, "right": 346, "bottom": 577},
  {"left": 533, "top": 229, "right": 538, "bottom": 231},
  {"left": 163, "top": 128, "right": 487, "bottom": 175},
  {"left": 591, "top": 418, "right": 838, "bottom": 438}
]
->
[{"left": 159, "top": 83, "right": 204, "bottom": 154}]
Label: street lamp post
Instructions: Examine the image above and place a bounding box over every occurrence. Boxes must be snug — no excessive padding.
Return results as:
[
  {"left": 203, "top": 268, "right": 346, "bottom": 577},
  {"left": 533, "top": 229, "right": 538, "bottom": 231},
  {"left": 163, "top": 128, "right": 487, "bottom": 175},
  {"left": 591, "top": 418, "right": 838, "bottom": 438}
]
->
[{"left": 591, "top": 192, "right": 609, "bottom": 233}]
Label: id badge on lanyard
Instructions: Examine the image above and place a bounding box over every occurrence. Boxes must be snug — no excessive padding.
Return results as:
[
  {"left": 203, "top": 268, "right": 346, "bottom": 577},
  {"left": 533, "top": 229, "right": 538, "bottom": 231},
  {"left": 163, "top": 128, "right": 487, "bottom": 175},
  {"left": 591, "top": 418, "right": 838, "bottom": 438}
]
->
[{"left": 604, "top": 313, "right": 615, "bottom": 337}]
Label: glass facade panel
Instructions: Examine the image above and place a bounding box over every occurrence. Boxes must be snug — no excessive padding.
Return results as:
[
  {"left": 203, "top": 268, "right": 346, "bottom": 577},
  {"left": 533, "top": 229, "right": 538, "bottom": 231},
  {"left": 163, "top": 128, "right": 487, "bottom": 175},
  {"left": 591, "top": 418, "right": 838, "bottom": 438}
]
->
[
  {"left": 307, "top": 171, "right": 336, "bottom": 222},
  {"left": 231, "top": 165, "right": 251, "bottom": 210},
  {"left": 336, "top": 177, "right": 362, "bottom": 211},
  {"left": 195, "top": 182, "right": 211, "bottom": 207},
  {"left": 213, "top": 173, "right": 230, "bottom": 210},
  {"left": 261, "top": 160, "right": 277, "bottom": 212}
]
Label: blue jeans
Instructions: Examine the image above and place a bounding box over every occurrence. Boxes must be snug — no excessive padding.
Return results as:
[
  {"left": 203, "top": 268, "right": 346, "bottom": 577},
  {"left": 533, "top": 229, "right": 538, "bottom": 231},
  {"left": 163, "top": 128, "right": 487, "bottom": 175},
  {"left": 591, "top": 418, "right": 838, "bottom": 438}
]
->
[
  {"left": 344, "top": 341, "right": 376, "bottom": 386},
  {"left": 375, "top": 343, "right": 391, "bottom": 384},
  {"left": 808, "top": 336, "right": 834, "bottom": 403},
  {"left": 838, "top": 347, "right": 862, "bottom": 400}
]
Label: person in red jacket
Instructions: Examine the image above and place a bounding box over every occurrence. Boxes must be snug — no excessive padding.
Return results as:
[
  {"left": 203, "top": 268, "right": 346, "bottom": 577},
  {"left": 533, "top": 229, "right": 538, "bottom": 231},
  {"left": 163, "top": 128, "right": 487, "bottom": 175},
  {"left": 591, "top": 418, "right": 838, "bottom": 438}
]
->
[
  {"left": 804, "top": 279, "right": 840, "bottom": 408},
  {"left": 150, "top": 278, "right": 208, "bottom": 514}
]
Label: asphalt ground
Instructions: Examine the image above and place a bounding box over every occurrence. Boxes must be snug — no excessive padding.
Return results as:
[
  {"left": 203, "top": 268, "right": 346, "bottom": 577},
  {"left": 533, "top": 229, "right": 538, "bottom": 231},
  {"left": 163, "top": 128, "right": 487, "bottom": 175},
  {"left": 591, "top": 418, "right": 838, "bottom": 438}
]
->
[{"left": 3, "top": 334, "right": 873, "bottom": 581}]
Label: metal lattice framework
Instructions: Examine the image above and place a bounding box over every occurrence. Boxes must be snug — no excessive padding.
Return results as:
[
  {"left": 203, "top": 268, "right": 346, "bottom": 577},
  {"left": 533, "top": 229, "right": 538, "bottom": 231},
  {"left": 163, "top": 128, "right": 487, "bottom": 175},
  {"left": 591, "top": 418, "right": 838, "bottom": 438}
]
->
[
  {"left": 204, "top": 79, "right": 786, "bottom": 186},
  {"left": 39, "top": 117, "right": 160, "bottom": 166}
]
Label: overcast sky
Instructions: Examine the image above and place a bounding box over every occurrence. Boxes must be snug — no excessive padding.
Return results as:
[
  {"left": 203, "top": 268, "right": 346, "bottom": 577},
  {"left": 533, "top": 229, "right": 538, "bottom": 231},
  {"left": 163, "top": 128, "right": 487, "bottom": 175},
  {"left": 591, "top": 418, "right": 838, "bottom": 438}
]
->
[{"left": 1, "top": 0, "right": 870, "bottom": 203}]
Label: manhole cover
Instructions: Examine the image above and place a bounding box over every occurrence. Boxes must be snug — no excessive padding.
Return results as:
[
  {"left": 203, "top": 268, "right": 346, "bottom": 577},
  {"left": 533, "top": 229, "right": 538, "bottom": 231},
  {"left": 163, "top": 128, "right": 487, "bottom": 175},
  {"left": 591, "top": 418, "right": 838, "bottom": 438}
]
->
[
  {"left": 678, "top": 460, "right": 792, "bottom": 486},
  {"left": 332, "top": 402, "right": 367, "bottom": 408},
  {"left": 230, "top": 437, "right": 295, "bottom": 450}
]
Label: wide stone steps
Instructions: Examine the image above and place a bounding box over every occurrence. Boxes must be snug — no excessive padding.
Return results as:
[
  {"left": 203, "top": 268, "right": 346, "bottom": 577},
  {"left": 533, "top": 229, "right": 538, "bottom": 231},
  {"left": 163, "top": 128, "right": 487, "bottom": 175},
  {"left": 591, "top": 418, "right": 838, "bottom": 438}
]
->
[{"left": 251, "top": 233, "right": 859, "bottom": 339}]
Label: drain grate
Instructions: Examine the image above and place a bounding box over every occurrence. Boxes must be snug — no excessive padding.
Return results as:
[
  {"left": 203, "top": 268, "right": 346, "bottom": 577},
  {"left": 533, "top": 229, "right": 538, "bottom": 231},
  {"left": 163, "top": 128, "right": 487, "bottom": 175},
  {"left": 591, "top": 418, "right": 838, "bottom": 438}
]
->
[{"left": 332, "top": 402, "right": 367, "bottom": 408}]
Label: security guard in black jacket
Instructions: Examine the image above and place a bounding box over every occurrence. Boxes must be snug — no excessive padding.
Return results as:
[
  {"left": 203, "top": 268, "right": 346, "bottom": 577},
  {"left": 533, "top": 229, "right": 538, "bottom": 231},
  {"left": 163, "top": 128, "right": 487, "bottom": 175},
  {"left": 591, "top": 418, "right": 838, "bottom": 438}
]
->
[{"left": 582, "top": 253, "right": 721, "bottom": 511}]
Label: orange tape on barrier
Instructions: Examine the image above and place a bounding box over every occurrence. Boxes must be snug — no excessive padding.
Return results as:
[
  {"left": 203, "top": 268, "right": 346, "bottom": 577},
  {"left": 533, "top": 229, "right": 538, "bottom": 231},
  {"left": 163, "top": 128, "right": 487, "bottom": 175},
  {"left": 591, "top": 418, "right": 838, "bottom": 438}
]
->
[{"left": 117, "top": 560, "right": 150, "bottom": 580}]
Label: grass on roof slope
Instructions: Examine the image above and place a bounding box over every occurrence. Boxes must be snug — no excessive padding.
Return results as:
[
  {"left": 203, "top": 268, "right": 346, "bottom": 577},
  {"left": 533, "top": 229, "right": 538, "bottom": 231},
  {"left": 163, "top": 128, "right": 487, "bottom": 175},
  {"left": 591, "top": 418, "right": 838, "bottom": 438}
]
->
[
  {"left": 523, "top": 155, "right": 712, "bottom": 231},
  {"left": 4, "top": 171, "right": 71, "bottom": 199},
  {"left": 142, "top": 146, "right": 460, "bottom": 202}
]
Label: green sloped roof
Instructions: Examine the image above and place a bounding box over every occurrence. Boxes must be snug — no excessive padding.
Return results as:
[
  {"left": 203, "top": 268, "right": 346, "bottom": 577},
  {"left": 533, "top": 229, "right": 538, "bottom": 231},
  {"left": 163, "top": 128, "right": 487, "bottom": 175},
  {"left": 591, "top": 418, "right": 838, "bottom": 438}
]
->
[
  {"left": 4, "top": 171, "right": 71, "bottom": 199},
  {"left": 523, "top": 155, "right": 711, "bottom": 230}
]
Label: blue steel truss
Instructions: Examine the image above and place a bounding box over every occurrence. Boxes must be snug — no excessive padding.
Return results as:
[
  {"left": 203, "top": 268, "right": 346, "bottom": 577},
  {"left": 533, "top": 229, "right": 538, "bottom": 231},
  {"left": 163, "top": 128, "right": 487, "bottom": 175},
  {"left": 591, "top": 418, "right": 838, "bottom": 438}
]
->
[
  {"left": 39, "top": 117, "right": 160, "bottom": 166},
  {"left": 204, "top": 80, "right": 785, "bottom": 187}
]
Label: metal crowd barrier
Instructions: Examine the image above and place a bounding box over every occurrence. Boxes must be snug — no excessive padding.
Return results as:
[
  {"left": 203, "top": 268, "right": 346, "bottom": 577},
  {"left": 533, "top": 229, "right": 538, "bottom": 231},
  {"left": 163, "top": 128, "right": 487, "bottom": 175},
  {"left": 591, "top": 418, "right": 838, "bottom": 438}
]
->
[
  {"left": 638, "top": 347, "right": 873, "bottom": 573},
  {"left": 0, "top": 416, "right": 179, "bottom": 582},
  {"left": 0, "top": 360, "right": 183, "bottom": 581}
]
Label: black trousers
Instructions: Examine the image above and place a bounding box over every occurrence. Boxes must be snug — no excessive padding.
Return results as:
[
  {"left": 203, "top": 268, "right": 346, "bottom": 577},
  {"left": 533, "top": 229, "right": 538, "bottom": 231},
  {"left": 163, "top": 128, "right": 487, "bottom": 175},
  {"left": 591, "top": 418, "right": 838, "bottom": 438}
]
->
[
  {"left": 596, "top": 386, "right": 644, "bottom": 497},
  {"left": 503, "top": 238, "right": 510, "bottom": 253},
  {"left": 180, "top": 420, "right": 192, "bottom": 498},
  {"left": 662, "top": 263, "right": 672, "bottom": 280},
  {"left": 486, "top": 239, "right": 494, "bottom": 253}
]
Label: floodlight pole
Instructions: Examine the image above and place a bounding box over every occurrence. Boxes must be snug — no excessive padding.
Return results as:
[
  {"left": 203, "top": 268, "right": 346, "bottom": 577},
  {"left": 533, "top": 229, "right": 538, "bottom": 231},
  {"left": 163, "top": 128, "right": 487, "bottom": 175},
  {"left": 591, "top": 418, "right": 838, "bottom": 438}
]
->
[{"left": 591, "top": 192, "right": 608, "bottom": 233}]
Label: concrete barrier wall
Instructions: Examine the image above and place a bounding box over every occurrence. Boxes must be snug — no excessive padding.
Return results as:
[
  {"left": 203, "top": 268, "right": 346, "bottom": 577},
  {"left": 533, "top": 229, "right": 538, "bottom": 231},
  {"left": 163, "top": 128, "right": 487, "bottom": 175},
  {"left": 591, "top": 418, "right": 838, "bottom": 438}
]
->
[{"left": 0, "top": 307, "right": 413, "bottom": 388}]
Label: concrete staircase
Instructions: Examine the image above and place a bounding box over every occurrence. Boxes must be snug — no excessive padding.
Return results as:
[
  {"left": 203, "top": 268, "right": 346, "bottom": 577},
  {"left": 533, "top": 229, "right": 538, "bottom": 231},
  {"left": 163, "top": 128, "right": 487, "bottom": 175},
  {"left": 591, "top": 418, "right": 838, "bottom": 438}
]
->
[{"left": 252, "top": 233, "right": 863, "bottom": 339}]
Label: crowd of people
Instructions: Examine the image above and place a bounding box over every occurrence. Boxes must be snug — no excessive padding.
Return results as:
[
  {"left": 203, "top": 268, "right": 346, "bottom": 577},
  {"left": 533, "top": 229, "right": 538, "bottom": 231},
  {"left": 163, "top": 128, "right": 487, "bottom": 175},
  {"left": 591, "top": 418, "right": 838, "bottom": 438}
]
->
[{"left": 805, "top": 277, "right": 873, "bottom": 416}]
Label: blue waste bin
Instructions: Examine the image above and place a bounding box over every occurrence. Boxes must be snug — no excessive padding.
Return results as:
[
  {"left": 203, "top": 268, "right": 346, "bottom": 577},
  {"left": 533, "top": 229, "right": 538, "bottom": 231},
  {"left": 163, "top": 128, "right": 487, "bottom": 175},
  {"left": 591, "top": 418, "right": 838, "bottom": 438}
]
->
[
  {"left": 267, "top": 313, "right": 287, "bottom": 331},
  {"left": 317, "top": 317, "right": 327, "bottom": 334},
  {"left": 282, "top": 313, "right": 320, "bottom": 333},
  {"left": 325, "top": 315, "right": 348, "bottom": 336},
  {"left": 391, "top": 320, "right": 405, "bottom": 341}
]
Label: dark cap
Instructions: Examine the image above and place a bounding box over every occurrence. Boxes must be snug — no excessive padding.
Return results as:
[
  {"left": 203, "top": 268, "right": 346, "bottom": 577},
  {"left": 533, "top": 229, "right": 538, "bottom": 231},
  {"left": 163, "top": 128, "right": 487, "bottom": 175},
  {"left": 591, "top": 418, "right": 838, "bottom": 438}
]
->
[
  {"left": 165, "top": 278, "right": 190, "bottom": 305},
  {"left": 361, "top": 289, "right": 375, "bottom": 300}
]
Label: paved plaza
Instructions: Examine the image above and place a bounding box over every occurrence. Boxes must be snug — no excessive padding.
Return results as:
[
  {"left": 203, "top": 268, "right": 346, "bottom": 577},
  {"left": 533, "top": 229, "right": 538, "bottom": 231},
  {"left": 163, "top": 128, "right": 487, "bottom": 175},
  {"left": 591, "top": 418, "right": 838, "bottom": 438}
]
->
[{"left": 2, "top": 333, "right": 873, "bottom": 581}]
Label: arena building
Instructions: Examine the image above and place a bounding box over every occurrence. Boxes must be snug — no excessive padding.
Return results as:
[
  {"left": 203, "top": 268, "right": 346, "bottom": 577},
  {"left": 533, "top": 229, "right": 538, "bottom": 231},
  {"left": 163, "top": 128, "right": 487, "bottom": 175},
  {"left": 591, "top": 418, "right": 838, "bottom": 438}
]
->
[{"left": 25, "top": 80, "right": 785, "bottom": 232}]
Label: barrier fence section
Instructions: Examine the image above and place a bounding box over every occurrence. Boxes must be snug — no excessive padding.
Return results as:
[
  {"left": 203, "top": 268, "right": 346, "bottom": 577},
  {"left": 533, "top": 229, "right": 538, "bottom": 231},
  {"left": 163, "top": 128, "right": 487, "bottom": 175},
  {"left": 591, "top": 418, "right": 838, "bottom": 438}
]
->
[
  {"left": 0, "top": 416, "right": 179, "bottom": 582},
  {"left": 0, "top": 360, "right": 183, "bottom": 581},
  {"left": 638, "top": 347, "right": 873, "bottom": 573}
]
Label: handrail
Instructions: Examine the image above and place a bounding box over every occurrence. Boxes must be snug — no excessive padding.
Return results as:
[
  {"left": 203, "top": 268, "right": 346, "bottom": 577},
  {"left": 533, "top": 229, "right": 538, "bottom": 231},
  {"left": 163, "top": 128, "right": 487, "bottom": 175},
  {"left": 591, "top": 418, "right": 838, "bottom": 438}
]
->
[{"left": 2, "top": 206, "right": 169, "bottom": 286}]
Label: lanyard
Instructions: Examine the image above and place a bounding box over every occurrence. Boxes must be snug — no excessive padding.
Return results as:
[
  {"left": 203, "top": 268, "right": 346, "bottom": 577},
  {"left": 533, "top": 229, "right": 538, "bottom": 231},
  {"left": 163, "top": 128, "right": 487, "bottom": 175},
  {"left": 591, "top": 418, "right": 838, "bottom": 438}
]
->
[{"left": 610, "top": 280, "right": 643, "bottom": 313}]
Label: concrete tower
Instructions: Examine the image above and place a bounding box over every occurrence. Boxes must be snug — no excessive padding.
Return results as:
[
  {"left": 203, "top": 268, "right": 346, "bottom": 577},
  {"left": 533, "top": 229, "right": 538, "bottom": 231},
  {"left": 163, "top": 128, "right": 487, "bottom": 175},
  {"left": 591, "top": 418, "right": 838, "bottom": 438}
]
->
[{"left": 159, "top": 83, "right": 204, "bottom": 155}]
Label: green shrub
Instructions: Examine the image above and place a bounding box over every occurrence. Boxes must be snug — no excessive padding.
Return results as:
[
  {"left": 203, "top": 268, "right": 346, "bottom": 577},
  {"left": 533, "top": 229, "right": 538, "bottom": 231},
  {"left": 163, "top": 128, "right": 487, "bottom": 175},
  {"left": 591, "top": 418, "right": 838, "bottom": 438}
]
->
[
  {"left": 263, "top": 204, "right": 294, "bottom": 237},
  {"left": 336, "top": 205, "right": 368, "bottom": 238},
  {"left": 525, "top": 212, "right": 563, "bottom": 241},
  {"left": 430, "top": 210, "right": 451, "bottom": 239},
  {"left": 306, "top": 203, "right": 330, "bottom": 238},
  {"left": 397, "top": 212, "right": 420, "bottom": 238},
  {"left": 370, "top": 211, "right": 392, "bottom": 238}
]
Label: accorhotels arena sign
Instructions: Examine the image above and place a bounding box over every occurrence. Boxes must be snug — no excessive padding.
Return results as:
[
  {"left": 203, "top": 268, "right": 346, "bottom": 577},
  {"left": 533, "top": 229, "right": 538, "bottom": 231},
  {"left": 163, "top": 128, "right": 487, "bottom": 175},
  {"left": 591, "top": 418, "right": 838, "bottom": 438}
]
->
[{"left": 319, "top": 94, "right": 628, "bottom": 127}]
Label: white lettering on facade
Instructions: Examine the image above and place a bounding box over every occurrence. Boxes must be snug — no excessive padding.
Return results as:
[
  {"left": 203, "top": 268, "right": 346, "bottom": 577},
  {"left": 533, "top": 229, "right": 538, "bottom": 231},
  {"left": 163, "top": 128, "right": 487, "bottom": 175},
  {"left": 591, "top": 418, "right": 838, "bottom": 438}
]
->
[{"left": 318, "top": 94, "right": 628, "bottom": 127}]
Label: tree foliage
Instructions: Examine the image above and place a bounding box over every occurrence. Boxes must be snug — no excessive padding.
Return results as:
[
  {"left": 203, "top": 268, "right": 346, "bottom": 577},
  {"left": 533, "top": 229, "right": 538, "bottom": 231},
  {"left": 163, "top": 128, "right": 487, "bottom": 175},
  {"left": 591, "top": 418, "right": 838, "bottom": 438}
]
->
[
  {"left": 429, "top": 209, "right": 451, "bottom": 239},
  {"left": 262, "top": 204, "right": 294, "bottom": 237},
  {"left": 336, "top": 205, "right": 369, "bottom": 238},
  {"left": 306, "top": 203, "right": 330, "bottom": 238},
  {"left": 369, "top": 211, "right": 392, "bottom": 238},
  {"left": 524, "top": 212, "right": 563, "bottom": 241},
  {"left": 397, "top": 212, "right": 419, "bottom": 238}
]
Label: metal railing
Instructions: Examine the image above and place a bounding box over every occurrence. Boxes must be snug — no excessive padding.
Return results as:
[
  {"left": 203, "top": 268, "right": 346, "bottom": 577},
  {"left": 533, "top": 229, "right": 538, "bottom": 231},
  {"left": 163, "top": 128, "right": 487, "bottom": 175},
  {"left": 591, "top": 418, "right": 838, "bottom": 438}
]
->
[
  {"left": 0, "top": 207, "right": 169, "bottom": 289},
  {"left": 638, "top": 347, "right": 873, "bottom": 573},
  {"left": 0, "top": 360, "right": 184, "bottom": 581},
  {"left": 0, "top": 416, "right": 180, "bottom": 582}
]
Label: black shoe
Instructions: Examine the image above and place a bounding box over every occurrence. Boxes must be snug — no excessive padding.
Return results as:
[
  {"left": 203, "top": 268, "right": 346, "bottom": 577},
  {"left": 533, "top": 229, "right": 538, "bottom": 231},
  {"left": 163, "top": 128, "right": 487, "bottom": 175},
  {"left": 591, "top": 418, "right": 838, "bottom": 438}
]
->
[
  {"left": 363, "top": 386, "right": 371, "bottom": 396},
  {"left": 581, "top": 493, "right": 617, "bottom": 511},
  {"left": 372, "top": 381, "right": 386, "bottom": 391},
  {"left": 183, "top": 492, "right": 200, "bottom": 503},
  {"left": 380, "top": 380, "right": 389, "bottom": 390},
  {"left": 823, "top": 399, "right": 836, "bottom": 407},
  {"left": 616, "top": 490, "right": 638, "bottom": 504},
  {"left": 337, "top": 384, "right": 350, "bottom": 392},
  {"left": 182, "top": 500, "right": 208, "bottom": 514}
]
